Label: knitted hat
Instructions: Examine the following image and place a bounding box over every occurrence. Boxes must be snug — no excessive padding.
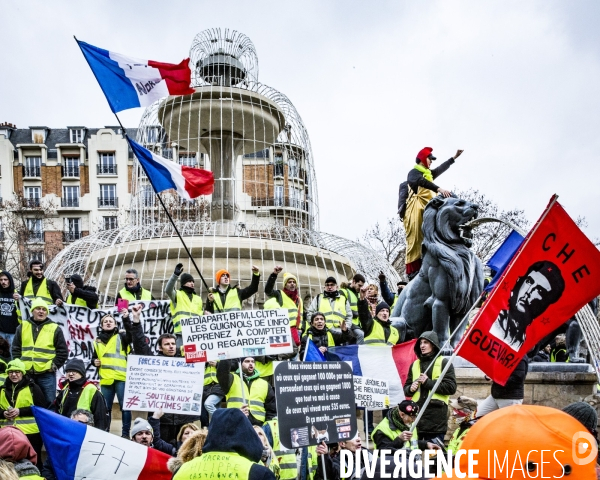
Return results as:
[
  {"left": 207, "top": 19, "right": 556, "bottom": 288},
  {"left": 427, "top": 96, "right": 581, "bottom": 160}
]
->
[
  {"left": 30, "top": 297, "right": 49, "bottom": 313},
  {"left": 450, "top": 396, "right": 478, "bottom": 413},
  {"left": 64, "top": 358, "right": 86, "bottom": 377},
  {"left": 562, "top": 402, "right": 598, "bottom": 433},
  {"left": 376, "top": 302, "right": 390, "bottom": 316},
  {"left": 324, "top": 276, "right": 337, "bottom": 285},
  {"left": 6, "top": 359, "right": 27, "bottom": 375},
  {"left": 283, "top": 272, "right": 298, "bottom": 288},
  {"left": 180, "top": 273, "right": 195, "bottom": 286},
  {"left": 215, "top": 269, "right": 230, "bottom": 284},
  {"left": 131, "top": 417, "right": 154, "bottom": 438},
  {"left": 398, "top": 400, "right": 419, "bottom": 415}
]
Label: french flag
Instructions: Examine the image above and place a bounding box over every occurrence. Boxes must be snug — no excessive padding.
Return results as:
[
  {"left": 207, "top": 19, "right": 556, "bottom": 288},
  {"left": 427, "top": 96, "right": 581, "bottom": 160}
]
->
[
  {"left": 32, "top": 407, "right": 172, "bottom": 480},
  {"left": 76, "top": 39, "right": 195, "bottom": 113},
  {"left": 330, "top": 340, "right": 417, "bottom": 405},
  {"left": 128, "top": 138, "right": 214, "bottom": 199}
]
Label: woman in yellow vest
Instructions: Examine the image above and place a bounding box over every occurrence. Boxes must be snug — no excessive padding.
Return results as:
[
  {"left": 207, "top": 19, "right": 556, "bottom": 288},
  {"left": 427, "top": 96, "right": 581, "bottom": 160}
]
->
[
  {"left": 299, "top": 312, "right": 353, "bottom": 359},
  {"left": 357, "top": 286, "right": 402, "bottom": 346},
  {"left": 0, "top": 359, "right": 46, "bottom": 467},
  {"left": 92, "top": 314, "right": 132, "bottom": 437},
  {"left": 50, "top": 358, "right": 109, "bottom": 431}
]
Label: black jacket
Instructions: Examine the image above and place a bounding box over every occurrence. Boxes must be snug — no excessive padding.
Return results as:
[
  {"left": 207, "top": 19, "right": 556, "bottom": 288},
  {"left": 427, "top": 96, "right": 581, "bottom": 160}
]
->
[
  {"left": 372, "top": 410, "right": 429, "bottom": 451},
  {"left": 12, "top": 318, "right": 69, "bottom": 373},
  {"left": 0, "top": 376, "right": 46, "bottom": 418},
  {"left": 407, "top": 158, "right": 455, "bottom": 195},
  {"left": 50, "top": 377, "right": 109, "bottom": 431},
  {"left": 67, "top": 286, "right": 99, "bottom": 309},
  {"left": 19, "top": 276, "right": 63, "bottom": 303},
  {"left": 217, "top": 359, "right": 276, "bottom": 426},
  {"left": 357, "top": 299, "right": 401, "bottom": 344},
  {"left": 147, "top": 415, "right": 177, "bottom": 456},
  {"left": 491, "top": 357, "right": 528, "bottom": 400},
  {"left": 299, "top": 325, "right": 353, "bottom": 358},
  {"left": 0, "top": 270, "right": 18, "bottom": 334},
  {"left": 402, "top": 331, "right": 457, "bottom": 437},
  {"left": 205, "top": 273, "right": 260, "bottom": 313}
]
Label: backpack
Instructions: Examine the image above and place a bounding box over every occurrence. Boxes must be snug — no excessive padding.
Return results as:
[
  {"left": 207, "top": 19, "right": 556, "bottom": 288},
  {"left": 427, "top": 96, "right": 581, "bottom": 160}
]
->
[{"left": 397, "top": 180, "right": 409, "bottom": 220}]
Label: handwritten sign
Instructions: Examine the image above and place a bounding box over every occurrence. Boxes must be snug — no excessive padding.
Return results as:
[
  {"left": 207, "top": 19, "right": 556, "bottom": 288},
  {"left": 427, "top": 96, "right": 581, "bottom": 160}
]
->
[
  {"left": 123, "top": 355, "right": 205, "bottom": 414},
  {"left": 180, "top": 309, "right": 293, "bottom": 362},
  {"left": 353, "top": 376, "right": 390, "bottom": 410}
]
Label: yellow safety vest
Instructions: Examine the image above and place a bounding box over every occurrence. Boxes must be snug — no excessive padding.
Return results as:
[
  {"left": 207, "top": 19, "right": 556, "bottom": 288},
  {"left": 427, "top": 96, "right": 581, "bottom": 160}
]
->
[
  {"left": 254, "top": 359, "right": 274, "bottom": 378},
  {"left": 226, "top": 373, "right": 269, "bottom": 423},
  {"left": 371, "top": 417, "right": 418, "bottom": 450},
  {"left": 173, "top": 451, "right": 254, "bottom": 480},
  {"left": 118, "top": 287, "right": 152, "bottom": 302},
  {"left": 266, "top": 418, "right": 297, "bottom": 480},
  {"left": 59, "top": 383, "right": 98, "bottom": 414},
  {"left": 411, "top": 356, "right": 449, "bottom": 404},
  {"left": 19, "top": 475, "right": 45, "bottom": 480},
  {"left": 66, "top": 294, "right": 91, "bottom": 308},
  {"left": 0, "top": 385, "right": 39, "bottom": 434},
  {"left": 342, "top": 288, "right": 360, "bottom": 326},
  {"left": 204, "top": 364, "right": 218, "bottom": 386},
  {"left": 551, "top": 349, "right": 569, "bottom": 363},
  {"left": 212, "top": 288, "right": 242, "bottom": 312},
  {"left": 20, "top": 321, "right": 58, "bottom": 373},
  {"left": 264, "top": 293, "right": 302, "bottom": 329},
  {"left": 23, "top": 278, "right": 53, "bottom": 304},
  {"left": 447, "top": 426, "right": 471, "bottom": 454},
  {"left": 170, "top": 290, "right": 204, "bottom": 334},
  {"left": 306, "top": 330, "right": 335, "bottom": 347},
  {"left": 317, "top": 294, "right": 347, "bottom": 329},
  {"left": 307, "top": 445, "right": 318, "bottom": 480},
  {"left": 94, "top": 333, "right": 128, "bottom": 385},
  {"left": 364, "top": 320, "right": 400, "bottom": 346}
]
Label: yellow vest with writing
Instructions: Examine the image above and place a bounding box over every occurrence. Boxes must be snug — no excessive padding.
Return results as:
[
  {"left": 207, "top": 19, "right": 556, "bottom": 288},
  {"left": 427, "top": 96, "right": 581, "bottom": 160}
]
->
[
  {"left": 213, "top": 288, "right": 242, "bottom": 312},
  {"left": 364, "top": 320, "right": 400, "bottom": 346},
  {"left": 266, "top": 418, "right": 297, "bottom": 480},
  {"left": 411, "top": 356, "right": 449, "bottom": 404},
  {"left": 118, "top": 287, "right": 152, "bottom": 302},
  {"left": 173, "top": 451, "right": 254, "bottom": 480},
  {"left": 21, "top": 321, "right": 58, "bottom": 373},
  {"left": 170, "top": 290, "right": 203, "bottom": 334},
  {"left": 226, "top": 373, "right": 269, "bottom": 423},
  {"left": 0, "top": 386, "right": 39, "bottom": 434},
  {"left": 23, "top": 278, "right": 52, "bottom": 304},
  {"left": 94, "top": 333, "right": 128, "bottom": 385},
  {"left": 317, "top": 295, "right": 347, "bottom": 329}
]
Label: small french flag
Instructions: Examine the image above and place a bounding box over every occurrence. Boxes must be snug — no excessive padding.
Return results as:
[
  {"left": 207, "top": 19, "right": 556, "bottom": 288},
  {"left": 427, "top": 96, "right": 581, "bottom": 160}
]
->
[
  {"left": 128, "top": 138, "right": 214, "bottom": 199},
  {"left": 76, "top": 39, "right": 195, "bottom": 113},
  {"left": 32, "top": 407, "right": 172, "bottom": 480}
]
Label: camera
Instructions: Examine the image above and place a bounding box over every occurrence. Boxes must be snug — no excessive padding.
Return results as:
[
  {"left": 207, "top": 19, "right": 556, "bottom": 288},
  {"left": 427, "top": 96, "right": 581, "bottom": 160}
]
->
[{"left": 65, "top": 276, "right": 72, "bottom": 284}]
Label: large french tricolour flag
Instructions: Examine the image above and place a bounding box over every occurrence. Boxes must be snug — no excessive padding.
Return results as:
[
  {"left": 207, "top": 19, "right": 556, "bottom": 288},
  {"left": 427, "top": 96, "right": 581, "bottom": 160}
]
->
[
  {"left": 128, "top": 138, "right": 214, "bottom": 199},
  {"left": 33, "top": 407, "right": 171, "bottom": 480},
  {"left": 77, "top": 39, "right": 195, "bottom": 113},
  {"left": 330, "top": 341, "right": 417, "bottom": 405}
]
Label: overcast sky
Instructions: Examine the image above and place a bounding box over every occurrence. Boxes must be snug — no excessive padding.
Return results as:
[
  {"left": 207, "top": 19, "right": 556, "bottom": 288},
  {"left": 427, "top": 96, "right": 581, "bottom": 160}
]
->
[{"left": 2, "top": 1, "right": 599, "bottom": 244}]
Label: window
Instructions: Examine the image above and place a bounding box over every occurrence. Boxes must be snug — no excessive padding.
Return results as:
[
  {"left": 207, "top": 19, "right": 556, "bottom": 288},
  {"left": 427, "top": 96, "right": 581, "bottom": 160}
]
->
[
  {"left": 274, "top": 185, "right": 284, "bottom": 207},
  {"left": 27, "top": 219, "right": 43, "bottom": 242},
  {"left": 99, "top": 184, "right": 117, "bottom": 207},
  {"left": 178, "top": 153, "right": 197, "bottom": 167},
  {"left": 103, "top": 216, "right": 118, "bottom": 230},
  {"left": 141, "top": 185, "right": 154, "bottom": 207},
  {"left": 70, "top": 129, "right": 84, "bottom": 143},
  {"left": 24, "top": 157, "right": 41, "bottom": 177},
  {"left": 288, "top": 157, "right": 298, "bottom": 178},
  {"left": 146, "top": 127, "right": 160, "bottom": 144},
  {"left": 31, "top": 129, "right": 46, "bottom": 144},
  {"left": 64, "top": 218, "right": 81, "bottom": 242},
  {"left": 28, "top": 250, "right": 44, "bottom": 263},
  {"left": 24, "top": 187, "right": 41, "bottom": 207},
  {"left": 62, "top": 156, "right": 80, "bottom": 177},
  {"left": 62, "top": 186, "right": 80, "bottom": 207},
  {"left": 98, "top": 153, "right": 117, "bottom": 175}
]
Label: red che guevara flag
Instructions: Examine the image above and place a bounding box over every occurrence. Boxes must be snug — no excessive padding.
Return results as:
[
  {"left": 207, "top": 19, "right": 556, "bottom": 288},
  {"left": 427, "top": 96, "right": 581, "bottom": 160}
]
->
[{"left": 456, "top": 195, "right": 600, "bottom": 385}]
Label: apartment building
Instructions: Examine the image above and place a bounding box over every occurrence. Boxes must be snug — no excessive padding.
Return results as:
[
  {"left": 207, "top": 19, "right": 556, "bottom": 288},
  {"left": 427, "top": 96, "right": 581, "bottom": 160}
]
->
[{"left": 0, "top": 122, "right": 135, "bottom": 275}]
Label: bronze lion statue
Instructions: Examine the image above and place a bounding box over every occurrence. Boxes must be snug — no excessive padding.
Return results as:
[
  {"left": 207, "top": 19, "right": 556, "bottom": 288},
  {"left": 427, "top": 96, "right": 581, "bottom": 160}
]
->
[{"left": 391, "top": 196, "right": 484, "bottom": 354}]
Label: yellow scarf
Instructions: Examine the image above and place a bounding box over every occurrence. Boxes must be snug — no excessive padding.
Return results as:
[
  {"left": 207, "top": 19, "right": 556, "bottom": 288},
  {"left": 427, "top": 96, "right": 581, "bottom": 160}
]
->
[{"left": 414, "top": 164, "right": 433, "bottom": 182}]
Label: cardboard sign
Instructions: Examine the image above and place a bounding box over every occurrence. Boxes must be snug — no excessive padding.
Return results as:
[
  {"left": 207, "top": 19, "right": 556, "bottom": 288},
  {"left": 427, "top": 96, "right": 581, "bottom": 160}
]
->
[
  {"left": 274, "top": 361, "right": 357, "bottom": 449},
  {"left": 353, "top": 376, "right": 390, "bottom": 410},
  {"left": 181, "top": 309, "right": 293, "bottom": 362},
  {"left": 123, "top": 355, "right": 205, "bottom": 414}
]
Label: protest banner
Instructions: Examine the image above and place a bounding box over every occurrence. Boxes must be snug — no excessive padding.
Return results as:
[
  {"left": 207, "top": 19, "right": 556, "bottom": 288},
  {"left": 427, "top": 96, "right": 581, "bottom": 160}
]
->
[
  {"left": 353, "top": 376, "right": 389, "bottom": 410},
  {"left": 19, "top": 299, "right": 174, "bottom": 383},
  {"left": 274, "top": 361, "right": 357, "bottom": 449},
  {"left": 123, "top": 355, "right": 205, "bottom": 414},
  {"left": 180, "top": 309, "right": 293, "bottom": 362}
]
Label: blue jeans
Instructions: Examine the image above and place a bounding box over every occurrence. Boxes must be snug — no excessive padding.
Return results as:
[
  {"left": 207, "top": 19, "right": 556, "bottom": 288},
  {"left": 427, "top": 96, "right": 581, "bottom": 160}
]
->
[
  {"left": 101, "top": 381, "right": 131, "bottom": 437},
  {"left": 33, "top": 371, "right": 57, "bottom": 407},
  {"left": 204, "top": 394, "right": 223, "bottom": 422},
  {"left": 0, "top": 332, "right": 15, "bottom": 358}
]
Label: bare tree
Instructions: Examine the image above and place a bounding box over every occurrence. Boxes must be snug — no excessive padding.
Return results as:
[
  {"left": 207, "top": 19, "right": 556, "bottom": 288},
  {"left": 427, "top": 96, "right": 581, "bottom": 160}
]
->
[{"left": 361, "top": 216, "right": 407, "bottom": 277}]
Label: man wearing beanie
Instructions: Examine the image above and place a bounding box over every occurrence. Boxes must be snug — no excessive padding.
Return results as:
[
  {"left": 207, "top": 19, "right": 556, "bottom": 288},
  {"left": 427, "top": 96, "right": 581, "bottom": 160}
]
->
[
  {"left": 307, "top": 277, "right": 353, "bottom": 340},
  {"left": 65, "top": 274, "right": 99, "bottom": 309},
  {"left": 12, "top": 297, "right": 68, "bottom": 406},
  {"left": 357, "top": 287, "right": 402, "bottom": 346},
  {"left": 165, "top": 263, "right": 207, "bottom": 340},
  {"left": 131, "top": 411, "right": 177, "bottom": 456},
  {"left": 206, "top": 265, "right": 261, "bottom": 314},
  {"left": 49, "top": 358, "right": 108, "bottom": 431}
]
